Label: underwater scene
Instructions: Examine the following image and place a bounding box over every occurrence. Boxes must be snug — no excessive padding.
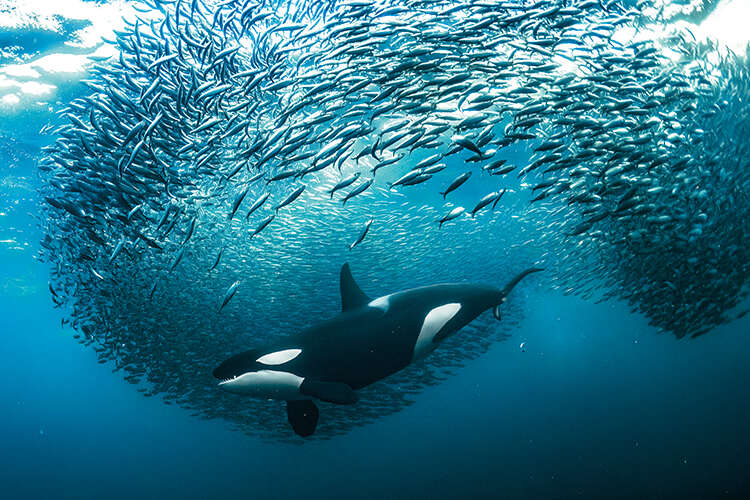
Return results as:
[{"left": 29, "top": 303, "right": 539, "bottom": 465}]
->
[{"left": 1, "top": 0, "right": 749, "bottom": 498}]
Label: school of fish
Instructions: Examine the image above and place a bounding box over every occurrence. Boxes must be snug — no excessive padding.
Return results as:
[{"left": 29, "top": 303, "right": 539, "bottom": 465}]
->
[{"left": 37, "top": 0, "right": 750, "bottom": 439}]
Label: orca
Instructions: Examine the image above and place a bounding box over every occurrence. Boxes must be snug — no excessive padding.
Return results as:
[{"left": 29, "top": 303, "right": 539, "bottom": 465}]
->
[{"left": 213, "top": 263, "right": 542, "bottom": 437}]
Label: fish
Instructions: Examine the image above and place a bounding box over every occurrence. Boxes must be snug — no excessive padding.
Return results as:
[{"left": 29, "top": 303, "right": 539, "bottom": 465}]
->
[
  {"left": 471, "top": 191, "right": 503, "bottom": 218},
  {"left": 440, "top": 172, "right": 472, "bottom": 199},
  {"left": 328, "top": 172, "right": 360, "bottom": 198},
  {"left": 453, "top": 136, "right": 481, "bottom": 155},
  {"left": 228, "top": 187, "right": 250, "bottom": 220},
  {"left": 341, "top": 179, "right": 372, "bottom": 205},
  {"left": 274, "top": 186, "right": 305, "bottom": 212},
  {"left": 349, "top": 219, "right": 372, "bottom": 251},
  {"left": 219, "top": 281, "right": 240, "bottom": 313},
  {"left": 37, "top": 0, "right": 750, "bottom": 441},
  {"left": 245, "top": 193, "right": 270, "bottom": 219},
  {"left": 250, "top": 215, "right": 275, "bottom": 239},
  {"left": 210, "top": 247, "right": 224, "bottom": 271},
  {"left": 438, "top": 207, "right": 465, "bottom": 228}
]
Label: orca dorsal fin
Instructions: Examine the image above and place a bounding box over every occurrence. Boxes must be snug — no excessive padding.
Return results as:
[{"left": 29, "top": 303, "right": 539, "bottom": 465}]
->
[{"left": 340, "top": 263, "right": 370, "bottom": 312}]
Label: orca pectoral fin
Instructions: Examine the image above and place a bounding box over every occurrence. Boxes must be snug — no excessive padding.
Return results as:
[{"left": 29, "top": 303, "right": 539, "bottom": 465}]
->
[
  {"left": 300, "top": 379, "right": 359, "bottom": 404},
  {"left": 286, "top": 400, "right": 319, "bottom": 437}
]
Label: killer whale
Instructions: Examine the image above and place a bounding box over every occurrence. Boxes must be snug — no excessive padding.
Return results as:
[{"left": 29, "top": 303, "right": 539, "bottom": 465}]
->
[{"left": 213, "top": 263, "right": 542, "bottom": 437}]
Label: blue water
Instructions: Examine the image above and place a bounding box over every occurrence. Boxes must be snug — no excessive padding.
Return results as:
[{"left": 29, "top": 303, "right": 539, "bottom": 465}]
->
[
  {"left": 3, "top": 224, "right": 749, "bottom": 498},
  {"left": 2, "top": 2, "right": 750, "bottom": 499}
]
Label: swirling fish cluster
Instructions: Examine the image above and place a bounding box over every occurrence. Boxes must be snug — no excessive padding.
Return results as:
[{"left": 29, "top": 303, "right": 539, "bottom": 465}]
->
[{"left": 39, "top": 0, "right": 749, "bottom": 438}]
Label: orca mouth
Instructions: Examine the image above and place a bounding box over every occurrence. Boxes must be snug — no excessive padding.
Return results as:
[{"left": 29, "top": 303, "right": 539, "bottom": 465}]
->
[
  {"left": 213, "top": 362, "right": 241, "bottom": 381},
  {"left": 216, "top": 371, "right": 254, "bottom": 386},
  {"left": 216, "top": 370, "right": 251, "bottom": 385},
  {"left": 213, "top": 349, "right": 262, "bottom": 380},
  {"left": 213, "top": 367, "right": 242, "bottom": 383}
]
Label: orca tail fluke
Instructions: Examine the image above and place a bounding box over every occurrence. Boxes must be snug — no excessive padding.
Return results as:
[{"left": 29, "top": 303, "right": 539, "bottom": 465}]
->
[
  {"left": 500, "top": 267, "right": 543, "bottom": 298},
  {"left": 493, "top": 268, "right": 543, "bottom": 320},
  {"left": 287, "top": 400, "right": 319, "bottom": 437}
]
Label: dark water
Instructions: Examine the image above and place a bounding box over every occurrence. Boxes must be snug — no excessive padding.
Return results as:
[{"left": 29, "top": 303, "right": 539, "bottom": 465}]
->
[
  {"left": 3, "top": 273, "right": 750, "bottom": 499},
  {"left": 2, "top": 0, "right": 750, "bottom": 498}
]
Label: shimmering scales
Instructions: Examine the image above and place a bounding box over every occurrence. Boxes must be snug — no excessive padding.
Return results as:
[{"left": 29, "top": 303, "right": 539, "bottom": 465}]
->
[{"left": 38, "top": 0, "right": 750, "bottom": 440}]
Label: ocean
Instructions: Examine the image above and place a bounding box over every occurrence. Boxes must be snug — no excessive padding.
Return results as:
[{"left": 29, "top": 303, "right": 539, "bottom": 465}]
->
[{"left": 1, "top": 0, "right": 749, "bottom": 498}]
